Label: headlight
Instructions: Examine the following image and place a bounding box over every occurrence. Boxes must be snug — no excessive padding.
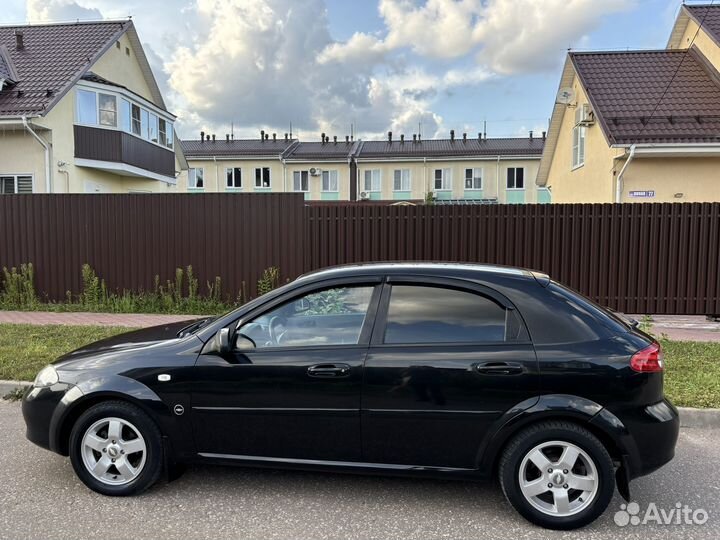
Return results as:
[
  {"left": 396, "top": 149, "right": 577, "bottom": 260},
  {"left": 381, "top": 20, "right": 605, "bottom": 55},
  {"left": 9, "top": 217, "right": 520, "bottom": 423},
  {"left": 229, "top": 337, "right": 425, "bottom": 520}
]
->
[{"left": 33, "top": 365, "right": 59, "bottom": 388}]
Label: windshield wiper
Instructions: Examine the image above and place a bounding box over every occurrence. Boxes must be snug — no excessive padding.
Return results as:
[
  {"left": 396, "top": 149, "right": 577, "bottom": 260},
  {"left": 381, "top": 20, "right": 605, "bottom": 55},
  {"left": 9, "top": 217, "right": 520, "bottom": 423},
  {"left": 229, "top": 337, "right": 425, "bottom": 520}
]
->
[{"left": 177, "top": 317, "right": 214, "bottom": 338}]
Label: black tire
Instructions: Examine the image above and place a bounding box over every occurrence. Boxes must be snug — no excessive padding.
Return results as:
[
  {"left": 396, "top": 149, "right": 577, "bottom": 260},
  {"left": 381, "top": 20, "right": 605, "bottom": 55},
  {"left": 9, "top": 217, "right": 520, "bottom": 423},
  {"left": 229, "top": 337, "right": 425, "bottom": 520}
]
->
[
  {"left": 498, "top": 421, "right": 615, "bottom": 530},
  {"left": 69, "top": 400, "right": 163, "bottom": 496}
]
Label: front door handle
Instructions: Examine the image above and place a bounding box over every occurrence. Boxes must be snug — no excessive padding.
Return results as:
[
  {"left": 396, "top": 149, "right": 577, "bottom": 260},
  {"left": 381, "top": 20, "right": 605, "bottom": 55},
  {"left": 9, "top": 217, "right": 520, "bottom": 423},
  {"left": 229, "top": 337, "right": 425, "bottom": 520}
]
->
[
  {"left": 307, "top": 363, "right": 351, "bottom": 378},
  {"left": 475, "top": 362, "right": 524, "bottom": 375}
]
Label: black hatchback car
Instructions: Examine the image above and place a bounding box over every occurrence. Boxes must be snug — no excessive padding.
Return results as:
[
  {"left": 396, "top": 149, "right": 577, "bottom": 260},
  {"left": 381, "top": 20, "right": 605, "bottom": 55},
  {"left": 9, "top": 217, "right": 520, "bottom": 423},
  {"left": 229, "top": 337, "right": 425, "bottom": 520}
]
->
[{"left": 22, "top": 263, "right": 679, "bottom": 530}]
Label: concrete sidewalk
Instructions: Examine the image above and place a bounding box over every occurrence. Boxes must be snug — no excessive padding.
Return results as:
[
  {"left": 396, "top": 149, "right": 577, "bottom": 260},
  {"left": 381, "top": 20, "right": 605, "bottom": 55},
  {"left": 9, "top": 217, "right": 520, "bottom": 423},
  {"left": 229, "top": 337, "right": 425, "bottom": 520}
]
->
[{"left": 0, "top": 310, "right": 198, "bottom": 328}]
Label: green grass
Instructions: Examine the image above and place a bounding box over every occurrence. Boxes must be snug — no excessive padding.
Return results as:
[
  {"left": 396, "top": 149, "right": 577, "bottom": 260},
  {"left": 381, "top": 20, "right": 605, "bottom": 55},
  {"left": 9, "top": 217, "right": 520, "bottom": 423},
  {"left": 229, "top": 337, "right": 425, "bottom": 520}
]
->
[
  {"left": 0, "top": 324, "right": 136, "bottom": 381},
  {"left": 662, "top": 339, "right": 720, "bottom": 408},
  {"left": 1, "top": 324, "right": 719, "bottom": 408}
]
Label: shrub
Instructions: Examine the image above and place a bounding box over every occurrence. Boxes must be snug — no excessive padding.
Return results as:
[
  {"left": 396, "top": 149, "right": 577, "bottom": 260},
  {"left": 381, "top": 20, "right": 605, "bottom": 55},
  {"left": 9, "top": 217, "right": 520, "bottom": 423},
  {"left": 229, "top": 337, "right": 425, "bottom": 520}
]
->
[{"left": 0, "top": 264, "right": 38, "bottom": 309}]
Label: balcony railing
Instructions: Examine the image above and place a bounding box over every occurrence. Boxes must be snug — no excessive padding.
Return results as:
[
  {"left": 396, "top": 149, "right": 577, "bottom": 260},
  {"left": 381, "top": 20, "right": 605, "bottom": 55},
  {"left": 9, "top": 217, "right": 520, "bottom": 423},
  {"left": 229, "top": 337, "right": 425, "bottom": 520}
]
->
[{"left": 74, "top": 125, "right": 175, "bottom": 178}]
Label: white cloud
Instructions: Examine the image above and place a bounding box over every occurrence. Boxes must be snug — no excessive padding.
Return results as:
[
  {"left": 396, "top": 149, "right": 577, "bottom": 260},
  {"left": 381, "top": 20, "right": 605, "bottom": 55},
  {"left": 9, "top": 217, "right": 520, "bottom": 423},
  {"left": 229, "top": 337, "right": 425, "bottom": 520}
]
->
[{"left": 27, "top": 0, "right": 102, "bottom": 22}]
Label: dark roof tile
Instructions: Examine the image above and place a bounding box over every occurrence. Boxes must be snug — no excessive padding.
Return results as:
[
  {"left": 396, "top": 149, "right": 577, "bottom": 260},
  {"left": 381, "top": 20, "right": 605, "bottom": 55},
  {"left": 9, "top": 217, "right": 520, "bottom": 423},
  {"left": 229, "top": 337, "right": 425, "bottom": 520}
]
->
[
  {"left": 0, "top": 21, "right": 129, "bottom": 117},
  {"left": 284, "top": 141, "right": 356, "bottom": 160},
  {"left": 356, "top": 137, "right": 544, "bottom": 158},
  {"left": 570, "top": 49, "right": 720, "bottom": 144},
  {"left": 181, "top": 138, "right": 297, "bottom": 157},
  {"left": 686, "top": 4, "right": 720, "bottom": 47}
]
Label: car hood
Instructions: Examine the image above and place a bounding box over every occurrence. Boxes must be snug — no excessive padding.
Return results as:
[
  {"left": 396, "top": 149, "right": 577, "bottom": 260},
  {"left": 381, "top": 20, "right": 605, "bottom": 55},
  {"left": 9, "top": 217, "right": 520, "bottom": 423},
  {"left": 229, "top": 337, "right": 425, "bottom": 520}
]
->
[{"left": 53, "top": 319, "right": 203, "bottom": 369}]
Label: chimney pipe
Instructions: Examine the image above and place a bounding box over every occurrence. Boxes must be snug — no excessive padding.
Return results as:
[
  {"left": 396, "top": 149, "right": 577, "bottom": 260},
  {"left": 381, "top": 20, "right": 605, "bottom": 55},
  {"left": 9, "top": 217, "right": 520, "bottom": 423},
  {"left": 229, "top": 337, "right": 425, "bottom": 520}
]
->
[
  {"left": 400, "top": 134, "right": 404, "bottom": 144},
  {"left": 333, "top": 135, "right": 337, "bottom": 144},
  {"left": 413, "top": 134, "right": 417, "bottom": 143},
  {"left": 450, "top": 129, "right": 455, "bottom": 141},
  {"left": 212, "top": 134, "right": 216, "bottom": 142},
  {"left": 462, "top": 132, "right": 467, "bottom": 142},
  {"left": 14, "top": 30, "right": 24, "bottom": 51},
  {"left": 542, "top": 131, "right": 547, "bottom": 140},
  {"left": 529, "top": 131, "right": 533, "bottom": 141},
  {"left": 272, "top": 133, "right": 276, "bottom": 141},
  {"left": 321, "top": 132, "right": 325, "bottom": 144},
  {"left": 226, "top": 134, "right": 230, "bottom": 142},
  {"left": 478, "top": 132, "right": 482, "bottom": 141},
  {"left": 284, "top": 133, "right": 288, "bottom": 141},
  {"left": 388, "top": 131, "right": 392, "bottom": 142},
  {"left": 206, "top": 134, "right": 210, "bottom": 141},
  {"left": 265, "top": 133, "right": 269, "bottom": 140},
  {"left": 260, "top": 129, "right": 265, "bottom": 141},
  {"left": 345, "top": 135, "right": 349, "bottom": 143},
  {"left": 200, "top": 130, "right": 205, "bottom": 142}
]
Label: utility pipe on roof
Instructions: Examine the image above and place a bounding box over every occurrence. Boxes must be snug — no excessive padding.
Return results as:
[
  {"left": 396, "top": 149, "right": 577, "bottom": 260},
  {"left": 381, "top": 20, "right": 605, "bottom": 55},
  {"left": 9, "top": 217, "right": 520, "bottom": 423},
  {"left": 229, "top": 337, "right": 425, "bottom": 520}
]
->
[
  {"left": 22, "top": 116, "right": 51, "bottom": 193},
  {"left": 616, "top": 144, "right": 636, "bottom": 203}
]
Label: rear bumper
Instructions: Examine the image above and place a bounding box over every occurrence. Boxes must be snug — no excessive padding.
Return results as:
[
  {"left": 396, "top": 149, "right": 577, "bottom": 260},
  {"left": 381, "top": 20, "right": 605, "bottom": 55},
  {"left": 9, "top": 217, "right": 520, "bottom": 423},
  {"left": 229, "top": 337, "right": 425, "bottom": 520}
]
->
[{"left": 593, "top": 399, "right": 679, "bottom": 480}]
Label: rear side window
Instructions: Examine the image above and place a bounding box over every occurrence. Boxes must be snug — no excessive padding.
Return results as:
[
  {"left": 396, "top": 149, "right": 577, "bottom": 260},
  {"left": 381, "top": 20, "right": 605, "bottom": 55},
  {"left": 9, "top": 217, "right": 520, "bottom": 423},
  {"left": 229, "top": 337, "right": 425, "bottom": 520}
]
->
[{"left": 383, "top": 285, "right": 520, "bottom": 344}]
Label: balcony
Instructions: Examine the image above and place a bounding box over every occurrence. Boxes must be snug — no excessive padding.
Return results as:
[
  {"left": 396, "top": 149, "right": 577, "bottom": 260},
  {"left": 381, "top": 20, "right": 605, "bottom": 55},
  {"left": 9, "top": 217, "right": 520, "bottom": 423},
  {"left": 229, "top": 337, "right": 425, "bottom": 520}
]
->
[{"left": 73, "top": 125, "right": 175, "bottom": 182}]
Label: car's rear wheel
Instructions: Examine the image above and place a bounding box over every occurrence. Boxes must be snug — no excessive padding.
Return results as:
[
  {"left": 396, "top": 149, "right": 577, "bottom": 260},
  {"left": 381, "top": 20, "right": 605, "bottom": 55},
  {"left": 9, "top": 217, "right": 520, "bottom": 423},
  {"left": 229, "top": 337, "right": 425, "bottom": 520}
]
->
[
  {"left": 498, "top": 421, "right": 615, "bottom": 530},
  {"left": 69, "top": 401, "right": 163, "bottom": 496}
]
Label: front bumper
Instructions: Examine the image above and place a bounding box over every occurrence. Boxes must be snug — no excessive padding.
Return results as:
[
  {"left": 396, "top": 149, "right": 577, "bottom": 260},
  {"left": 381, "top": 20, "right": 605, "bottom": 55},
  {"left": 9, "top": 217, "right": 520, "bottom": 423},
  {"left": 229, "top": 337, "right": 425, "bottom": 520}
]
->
[{"left": 21, "top": 382, "right": 76, "bottom": 453}]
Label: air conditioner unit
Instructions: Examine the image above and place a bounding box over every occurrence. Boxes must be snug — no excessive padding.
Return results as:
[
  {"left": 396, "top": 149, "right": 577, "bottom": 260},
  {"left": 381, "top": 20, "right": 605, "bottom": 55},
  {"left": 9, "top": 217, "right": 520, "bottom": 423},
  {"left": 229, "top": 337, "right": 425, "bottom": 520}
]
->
[
  {"left": 309, "top": 167, "right": 321, "bottom": 176},
  {"left": 576, "top": 103, "right": 595, "bottom": 126},
  {"left": 359, "top": 191, "right": 370, "bottom": 200}
]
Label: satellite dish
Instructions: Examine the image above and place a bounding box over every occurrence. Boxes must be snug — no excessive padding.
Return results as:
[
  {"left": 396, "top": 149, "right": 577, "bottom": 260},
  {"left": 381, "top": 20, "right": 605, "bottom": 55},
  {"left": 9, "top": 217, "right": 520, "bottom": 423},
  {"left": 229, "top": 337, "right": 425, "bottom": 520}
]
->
[{"left": 556, "top": 87, "right": 575, "bottom": 105}]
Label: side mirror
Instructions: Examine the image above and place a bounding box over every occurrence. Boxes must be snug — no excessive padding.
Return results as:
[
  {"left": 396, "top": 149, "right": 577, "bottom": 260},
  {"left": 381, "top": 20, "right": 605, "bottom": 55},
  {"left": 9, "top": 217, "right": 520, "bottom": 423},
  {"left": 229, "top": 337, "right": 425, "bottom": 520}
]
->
[
  {"left": 218, "top": 328, "right": 230, "bottom": 354},
  {"left": 234, "top": 333, "right": 256, "bottom": 351}
]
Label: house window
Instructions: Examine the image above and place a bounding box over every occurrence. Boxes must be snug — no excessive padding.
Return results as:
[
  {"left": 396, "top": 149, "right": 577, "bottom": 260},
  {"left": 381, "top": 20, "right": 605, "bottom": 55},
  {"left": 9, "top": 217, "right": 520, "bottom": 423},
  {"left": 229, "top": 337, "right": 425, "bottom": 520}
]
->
[
  {"left": 140, "top": 109, "right": 149, "bottom": 140},
  {"left": 226, "top": 167, "right": 242, "bottom": 189},
  {"left": 131, "top": 104, "right": 141, "bottom": 136},
  {"left": 572, "top": 107, "right": 586, "bottom": 168},
  {"left": 148, "top": 113, "right": 159, "bottom": 143},
  {"left": 120, "top": 99, "right": 131, "bottom": 132},
  {"left": 0, "top": 175, "right": 33, "bottom": 194},
  {"left": 465, "top": 168, "right": 482, "bottom": 190},
  {"left": 507, "top": 167, "right": 525, "bottom": 190},
  {"left": 188, "top": 168, "right": 204, "bottom": 189},
  {"left": 166, "top": 123, "right": 174, "bottom": 149},
  {"left": 159, "top": 118, "right": 167, "bottom": 146},
  {"left": 255, "top": 167, "right": 271, "bottom": 188},
  {"left": 77, "top": 89, "right": 97, "bottom": 125},
  {"left": 98, "top": 93, "right": 117, "bottom": 127},
  {"left": 293, "top": 171, "right": 309, "bottom": 192},
  {"left": 322, "top": 170, "right": 338, "bottom": 192},
  {"left": 363, "top": 170, "right": 381, "bottom": 192},
  {"left": 393, "top": 169, "right": 411, "bottom": 191},
  {"left": 434, "top": 168, "right": 451, "bottom": 190}
]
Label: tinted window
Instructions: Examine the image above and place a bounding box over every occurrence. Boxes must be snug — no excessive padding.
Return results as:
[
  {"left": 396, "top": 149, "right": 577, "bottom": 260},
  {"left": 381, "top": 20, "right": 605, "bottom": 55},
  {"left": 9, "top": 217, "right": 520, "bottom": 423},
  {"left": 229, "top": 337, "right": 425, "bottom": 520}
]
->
[
  {"left": 240, "top": 286, "right": 374, "bottom": 348},
  {"left": 384, "top": 285, "right": 507, "bottom": 344}
]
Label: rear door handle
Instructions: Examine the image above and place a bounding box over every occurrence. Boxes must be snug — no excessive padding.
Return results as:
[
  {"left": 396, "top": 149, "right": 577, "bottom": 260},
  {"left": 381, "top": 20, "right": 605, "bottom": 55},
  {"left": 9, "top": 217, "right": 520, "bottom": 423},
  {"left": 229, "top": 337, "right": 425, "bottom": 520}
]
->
[
  {"left": 475, "top": 362, "right": 524, "bottom": 375},
  {"left": 307, "top": 363, "right": 351, "bottom": 378}
]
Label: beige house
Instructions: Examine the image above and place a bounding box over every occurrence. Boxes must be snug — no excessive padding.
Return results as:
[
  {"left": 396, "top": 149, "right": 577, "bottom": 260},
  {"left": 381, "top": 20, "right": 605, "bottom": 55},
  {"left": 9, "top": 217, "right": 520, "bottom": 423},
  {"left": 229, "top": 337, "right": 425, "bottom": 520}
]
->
[
  {"left": 0, "top": 20, "right": 184, "bottom": 194},
  {"left": 538, "top": 3, "right": 720, "bottom": 203},
  {"left": 181, "top": 131, "right": 549, "bottom": 204}
]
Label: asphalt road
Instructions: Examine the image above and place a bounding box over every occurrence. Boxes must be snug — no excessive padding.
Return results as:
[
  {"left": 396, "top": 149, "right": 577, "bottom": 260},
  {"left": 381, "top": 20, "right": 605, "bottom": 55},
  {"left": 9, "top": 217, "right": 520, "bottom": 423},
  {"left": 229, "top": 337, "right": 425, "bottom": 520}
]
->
[{"left": 0, "top": 400, "right": 716, "bottom": 540}]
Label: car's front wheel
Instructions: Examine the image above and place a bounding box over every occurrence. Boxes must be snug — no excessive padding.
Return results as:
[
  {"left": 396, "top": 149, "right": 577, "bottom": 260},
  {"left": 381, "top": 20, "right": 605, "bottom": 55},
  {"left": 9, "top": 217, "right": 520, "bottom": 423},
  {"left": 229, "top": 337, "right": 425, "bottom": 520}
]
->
[
  {"left": 69, "top": 400, "right": 163, "bottom": 496},
  {"left": 498, "top": 421, "right": 615, "bottom": 530}
]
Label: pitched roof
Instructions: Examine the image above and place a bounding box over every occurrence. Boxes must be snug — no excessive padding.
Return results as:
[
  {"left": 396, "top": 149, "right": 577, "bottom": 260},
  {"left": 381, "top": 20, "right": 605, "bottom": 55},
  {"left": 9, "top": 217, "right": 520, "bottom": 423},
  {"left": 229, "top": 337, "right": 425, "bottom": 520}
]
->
[
  {"left": 181, "top": 138, "right": 297, "bottom": 157},
  {"left": 0, "top": 20, "right": 134, "bottom": 117},
  {"left": 284, "top": 141, "right": 357, "bottom": 160},
  {"left": 570, "top": 48, "right": 720, "bottom": 144},
  {"left": 356, "top": 137, "right": 544, "bottom": 159},
  {"left": 685, "top": 4, "right": 720, "bottom": 47}
]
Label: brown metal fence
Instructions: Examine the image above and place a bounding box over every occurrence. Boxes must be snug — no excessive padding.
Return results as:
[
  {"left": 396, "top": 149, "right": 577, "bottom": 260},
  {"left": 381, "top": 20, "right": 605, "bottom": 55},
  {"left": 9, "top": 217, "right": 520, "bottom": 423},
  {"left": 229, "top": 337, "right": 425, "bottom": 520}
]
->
[{"left": 1, "top": 194, "right": 719, "bottom": 314}]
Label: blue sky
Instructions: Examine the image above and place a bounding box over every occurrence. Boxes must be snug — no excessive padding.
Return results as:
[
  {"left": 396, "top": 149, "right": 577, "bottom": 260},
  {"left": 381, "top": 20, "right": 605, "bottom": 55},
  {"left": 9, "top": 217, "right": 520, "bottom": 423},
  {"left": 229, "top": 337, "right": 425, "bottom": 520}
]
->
[{"left": 1, "top": 0, "right": 688, "bottom": 140}]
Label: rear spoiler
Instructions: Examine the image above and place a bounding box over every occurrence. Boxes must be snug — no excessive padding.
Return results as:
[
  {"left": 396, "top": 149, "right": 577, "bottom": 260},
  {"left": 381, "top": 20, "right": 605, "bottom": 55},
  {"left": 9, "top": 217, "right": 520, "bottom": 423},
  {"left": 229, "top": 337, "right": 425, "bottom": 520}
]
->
[{"left": 530, "top": 271, "right": 550, "bottom": 287}]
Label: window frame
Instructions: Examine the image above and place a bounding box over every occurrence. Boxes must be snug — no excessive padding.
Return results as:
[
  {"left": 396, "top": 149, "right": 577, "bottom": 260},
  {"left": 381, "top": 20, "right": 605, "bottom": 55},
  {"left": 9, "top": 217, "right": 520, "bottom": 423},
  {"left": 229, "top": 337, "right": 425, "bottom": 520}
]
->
[
  {"left": 321, "top": 170, "right": 339, "bottom": 192},
  {"left": 506, "top": 167, "right": 525, "bottom": 190},
  {"left": 293, "top": 170, "right": 309, "bottom": 192},
  {"left": 226, "top": 167, "right": 242, "bottom": 189},
  {"left": 231, "top": 277, "right": 385, "bottom": 352},
  {"left": 369, "top": 276, "right": 529, "bottom": 347},
  {"left": 433, "top": 168, "right": 452, "bottom": 191},
  {"left": 255, "top": 167, "right": 272, "bottom": 189},
  {"left": 0, "top": 174, "right": 34, "bottom": 194},
  {"left": 188, "top": 167, "right": 204, "bottom": 189},
  {"left": 392, "top": 169, "right": 411, "bottom": 192},
  {"left": 363, "top": 169, "right": 382, "bottom": 192},
  {"left": 572, "top": 124, "right": 586, "bottom": 169},
  {"left": 464, "top": 167, "right": 483, "bottom": 190},
  {"left": 97, "top": 93, "right": 117, "bottom": 127}
]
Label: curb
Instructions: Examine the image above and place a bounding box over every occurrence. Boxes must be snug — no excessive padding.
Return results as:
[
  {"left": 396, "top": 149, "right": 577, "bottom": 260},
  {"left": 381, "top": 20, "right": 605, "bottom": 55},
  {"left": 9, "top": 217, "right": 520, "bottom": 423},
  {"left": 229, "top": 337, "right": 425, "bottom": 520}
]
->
[{"left": 1, "top": 380, "right": 720, "bottom": 429}]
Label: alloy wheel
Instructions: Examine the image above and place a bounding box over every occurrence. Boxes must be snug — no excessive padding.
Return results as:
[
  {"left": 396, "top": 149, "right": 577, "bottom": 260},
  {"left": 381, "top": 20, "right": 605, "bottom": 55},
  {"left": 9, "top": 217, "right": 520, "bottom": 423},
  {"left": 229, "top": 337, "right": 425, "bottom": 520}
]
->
[{"left": 80, "top": 417, "right": 147, "bottom": 486}]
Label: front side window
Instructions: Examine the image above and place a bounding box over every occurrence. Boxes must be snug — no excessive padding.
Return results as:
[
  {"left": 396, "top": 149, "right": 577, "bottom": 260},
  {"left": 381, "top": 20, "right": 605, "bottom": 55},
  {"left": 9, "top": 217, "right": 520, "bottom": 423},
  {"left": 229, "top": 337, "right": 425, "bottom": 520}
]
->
[
  {"left": 0, "top": 175, "right": 33, "bottom": 194},
  {"left": 226, "top": 167, "right": 242, "bottom": 189},
  {"left": 434, "top": 168, "right": 451, "bottom": 190},
  {"left": 363, "top": 169, "right": 381, "bottom": 192},
  {"left": 393, "top": 169, "right": 411, "bottom": 191},
  {"left": 98, "top": 93, "right": 117, "bottom": 127},
  {"left": 384, "top": 285, "right": 508, "bottom": 344},
  {"left": 188, "top": 167, "right": 204, "bottom": 189},
  {"left": 322, "top": 170, "right": 338, "bottom": 192},
  {"left": 293, "top": 171, "right": 309, "bottom": 192},
  {"left": 131, "top": 104, "right": 141, "bottom": 136},
  {"left": 465, "top": 167, "right": 482, "bottom": 190},
  {"left": 77, "top": 89, "right": 97, "bottom": 125},
  {"left": 255, "top": 167, "right": 271, "bottom": 188},
  {"left": 239, "top": 286, "right": 375, "bottom": 348},
  {"left": 120, "top": 99, "right": 131, "bottom": 132},
  {"left": 507, "top": 167, "right": 525, "bottom": 190}
]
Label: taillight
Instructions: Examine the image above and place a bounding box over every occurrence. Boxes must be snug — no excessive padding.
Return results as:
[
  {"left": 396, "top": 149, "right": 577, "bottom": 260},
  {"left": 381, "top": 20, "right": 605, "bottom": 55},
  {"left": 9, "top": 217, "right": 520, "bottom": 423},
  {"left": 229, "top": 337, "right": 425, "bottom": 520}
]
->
[{"left": 630, "top": 342, "right": 664, "bottom": 372}]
